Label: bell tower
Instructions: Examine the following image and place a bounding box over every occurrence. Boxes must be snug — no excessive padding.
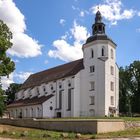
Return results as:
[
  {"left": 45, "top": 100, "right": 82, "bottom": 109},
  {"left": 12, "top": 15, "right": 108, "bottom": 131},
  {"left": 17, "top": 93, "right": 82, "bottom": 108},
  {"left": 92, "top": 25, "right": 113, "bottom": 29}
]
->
[
  {"left": 92, "top": 10, "right": 105, "bottom": 35},
  {"left": 81, "top": 10, "right": 119, "bottom": 117}
]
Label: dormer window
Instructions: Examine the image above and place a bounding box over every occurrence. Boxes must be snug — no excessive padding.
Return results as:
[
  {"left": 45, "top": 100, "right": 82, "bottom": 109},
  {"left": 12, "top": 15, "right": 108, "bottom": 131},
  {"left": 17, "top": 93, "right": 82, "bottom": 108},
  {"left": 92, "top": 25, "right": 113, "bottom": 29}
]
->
[
  {"left": 50, "top": 85, "right": 53, "bottom": 90},
  {"left": 43, "top": 86, "right": 46, "bottom": 92},
  {"left": 37, "top": 87, "right": 40, "bottom": 96}
]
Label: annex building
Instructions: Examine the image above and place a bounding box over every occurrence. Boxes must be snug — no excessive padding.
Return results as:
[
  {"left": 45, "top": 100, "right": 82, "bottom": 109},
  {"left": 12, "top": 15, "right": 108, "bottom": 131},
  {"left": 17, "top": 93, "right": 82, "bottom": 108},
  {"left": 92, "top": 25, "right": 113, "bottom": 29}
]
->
[{"left": 7, "top": 11, "right": 119, "bottom": 118}]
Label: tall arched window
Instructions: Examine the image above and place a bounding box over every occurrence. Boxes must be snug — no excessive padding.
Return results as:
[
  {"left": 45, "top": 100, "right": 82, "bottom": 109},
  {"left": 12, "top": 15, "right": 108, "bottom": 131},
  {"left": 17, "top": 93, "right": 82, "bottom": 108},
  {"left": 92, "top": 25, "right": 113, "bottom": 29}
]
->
[
  {"left": 91, "top": 49, "right": 94, "bottom": 58},
  {"left": 111, "top": 49, "right": 113, "bottom": 59},
  {"left": 31, "top": 108, "right": 33, "bottom": 118},
  {"left": 26, "top": 108, "right": 28, "bottom": 118},
  {"left": 37, "top": 107, "right": 40, "bottom": 118},
  {"left": 102, "top": 47, "right": 105, "bottom": 56}
]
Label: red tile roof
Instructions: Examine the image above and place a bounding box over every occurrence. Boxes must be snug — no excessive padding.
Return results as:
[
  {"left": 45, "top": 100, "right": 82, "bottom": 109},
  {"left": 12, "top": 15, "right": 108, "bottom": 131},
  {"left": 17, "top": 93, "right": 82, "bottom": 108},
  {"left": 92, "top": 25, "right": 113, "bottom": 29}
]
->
[
  {"left": 21, "top": 59, "right": 84, "bottom": 89},
  {"left": 7, "top": 94, "right": 54, "bottom": 108}
]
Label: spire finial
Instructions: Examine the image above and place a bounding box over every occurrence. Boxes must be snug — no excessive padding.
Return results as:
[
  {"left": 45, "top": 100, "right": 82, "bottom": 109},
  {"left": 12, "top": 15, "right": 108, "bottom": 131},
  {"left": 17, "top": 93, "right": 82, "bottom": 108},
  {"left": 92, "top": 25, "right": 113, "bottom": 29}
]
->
[{"left": 97, "top": 6, "right": 99, "bottom": 11}]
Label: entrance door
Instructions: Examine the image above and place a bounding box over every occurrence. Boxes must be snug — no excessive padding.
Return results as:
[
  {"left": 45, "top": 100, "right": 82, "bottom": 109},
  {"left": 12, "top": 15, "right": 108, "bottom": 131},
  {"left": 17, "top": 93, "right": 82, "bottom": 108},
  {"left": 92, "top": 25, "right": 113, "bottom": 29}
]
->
[{"left": 57, "top": 112, "right": 61, "bottom": 118}]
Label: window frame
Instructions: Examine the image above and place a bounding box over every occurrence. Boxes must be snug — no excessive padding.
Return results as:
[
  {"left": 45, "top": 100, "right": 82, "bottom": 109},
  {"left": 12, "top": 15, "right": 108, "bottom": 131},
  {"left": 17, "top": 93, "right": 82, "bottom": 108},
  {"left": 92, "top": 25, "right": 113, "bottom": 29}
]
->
[{"left": 90, "top": 65, "right": 95, "bottom": 73}]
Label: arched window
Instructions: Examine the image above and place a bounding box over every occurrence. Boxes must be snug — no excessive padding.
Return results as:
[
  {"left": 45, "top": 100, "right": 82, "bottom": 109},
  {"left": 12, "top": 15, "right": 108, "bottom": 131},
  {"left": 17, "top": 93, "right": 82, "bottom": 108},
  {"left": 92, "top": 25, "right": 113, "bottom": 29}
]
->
[
  {"left": 111, "top": 49, "right": 113, "bottom": 59},
  {"left": 31, "top": 108, "right": 33, "bottom": 118},
  {"left": 91, "top": 49, "right": 94, "bottom": 58},
  {"left": 37, "top": 107, "right": 40, "bottom": 118},
  {"left": 102, "top": 47, "right": 105, "bottom": 56},
  {"left": 26, "top": 108, "right": 28, "bottom": 118}
]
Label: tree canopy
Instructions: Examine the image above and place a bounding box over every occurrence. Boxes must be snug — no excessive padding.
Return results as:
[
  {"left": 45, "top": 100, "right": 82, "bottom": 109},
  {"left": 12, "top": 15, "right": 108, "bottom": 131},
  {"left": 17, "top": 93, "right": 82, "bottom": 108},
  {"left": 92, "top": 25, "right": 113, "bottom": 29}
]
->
[
  {"left": 0, "top": 20, "right": 15, "bottom": 116},
  {"left": 0, "top": 20, "right": 15, "bottom": 77},
  {"left": 5, "top": 83, "right": 21, "bottom": 105},
  {"left": 119, "top": 61, "right": 140, "bottom": 115}
]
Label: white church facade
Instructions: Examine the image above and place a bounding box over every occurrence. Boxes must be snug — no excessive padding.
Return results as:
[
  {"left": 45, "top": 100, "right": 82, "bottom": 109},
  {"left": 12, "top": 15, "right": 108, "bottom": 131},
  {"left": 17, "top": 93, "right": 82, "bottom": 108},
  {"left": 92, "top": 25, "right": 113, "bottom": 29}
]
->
[{"left": 7, "top": 11, "right": 119, "bottom": 118}]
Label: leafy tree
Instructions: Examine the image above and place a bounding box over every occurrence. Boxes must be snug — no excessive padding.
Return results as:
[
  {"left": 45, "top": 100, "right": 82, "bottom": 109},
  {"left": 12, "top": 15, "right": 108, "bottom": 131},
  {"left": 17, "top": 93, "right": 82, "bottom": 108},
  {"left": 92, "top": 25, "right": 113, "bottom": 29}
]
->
[
  {"left": 119, "top": 67, "right": 131, "bottom": 114},
  {"left": 5, "top": 83, "right": 21, "bottom": 104},
  {"left": 129, "top": 61, "right": 140, "bottom": 113},
  {"left": 0, "top": 20, "right": 15, "bottom": 116},
  {"left": 0, "top": 87, "right": 6, "bottom": 116},
  {"left": 119, "top": 61, "right": 140, "bottom": 115}
]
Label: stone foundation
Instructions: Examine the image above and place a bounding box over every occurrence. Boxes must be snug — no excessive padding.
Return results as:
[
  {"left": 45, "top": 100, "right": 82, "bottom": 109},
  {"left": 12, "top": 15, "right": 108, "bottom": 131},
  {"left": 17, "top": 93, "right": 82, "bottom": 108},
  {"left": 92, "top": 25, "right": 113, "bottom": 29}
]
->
[{"left": 0, "top": 118, "right": 125, "bottom": 134}]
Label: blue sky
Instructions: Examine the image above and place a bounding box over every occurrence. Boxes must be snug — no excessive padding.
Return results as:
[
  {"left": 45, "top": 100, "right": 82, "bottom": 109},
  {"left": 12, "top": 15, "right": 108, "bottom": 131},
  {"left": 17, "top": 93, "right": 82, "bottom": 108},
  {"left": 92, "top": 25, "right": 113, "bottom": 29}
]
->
[{"left": 0, "top": 0, "right": 140, "bottom": 89}]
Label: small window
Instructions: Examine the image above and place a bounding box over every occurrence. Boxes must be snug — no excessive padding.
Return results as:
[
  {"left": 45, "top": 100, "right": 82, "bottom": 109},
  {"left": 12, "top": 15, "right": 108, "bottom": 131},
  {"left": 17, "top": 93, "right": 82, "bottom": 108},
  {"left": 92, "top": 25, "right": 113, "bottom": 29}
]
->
[
  {"left": 91, "top": 49, "right": 94, "bottom": 58},
  {"left": 102, "top": 47, "right": 105, "bottom": 56},
  {"left": 110, "top": 82, "right": 114, "bottom": 91},
  {"left": 110, "top": 66, "right": 114, "bottom": 75},
  {"left": 90, "top": 96, "right": 95, "bottom": 105},
  {"left": 111, "top": 96, "right": 114, "bottom": 105},
  {"left": 43, "top": 86, "right": 46, "bottom": 92},
  {"left": 37, "top": 87, "right": 40, "bottom": 95},
  {"left": 90, "top": 65, "right": 95, "bottom": 73},
  {"left": 68, "top": 80, "right": 71, "bottom": 87},
  {"left": 59, "top": 82, "right": 62, "bottom": 89},
  {"left": 50, "top": 85, "right": 53, "bottom": 90},
  {"left": 111, "top": 49, "right": 113, "bottom": 59},
  {"left": 90, "top": 81, "right": 95, "bottom": 90}
]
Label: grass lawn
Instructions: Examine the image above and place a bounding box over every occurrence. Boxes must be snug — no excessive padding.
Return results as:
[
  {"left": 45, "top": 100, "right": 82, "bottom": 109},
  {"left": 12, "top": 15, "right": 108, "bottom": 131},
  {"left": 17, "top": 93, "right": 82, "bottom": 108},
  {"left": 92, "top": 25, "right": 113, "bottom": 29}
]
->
[{"left": 0, "top": 124, "right": 140, "bottom": 140}]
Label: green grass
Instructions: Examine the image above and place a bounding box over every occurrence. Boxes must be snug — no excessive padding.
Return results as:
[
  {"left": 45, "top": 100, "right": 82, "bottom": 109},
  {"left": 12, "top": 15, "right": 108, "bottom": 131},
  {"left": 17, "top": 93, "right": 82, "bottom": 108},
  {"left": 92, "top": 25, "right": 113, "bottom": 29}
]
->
[{"left": 0, "top": 124, "right": 140, "bottom": 140}]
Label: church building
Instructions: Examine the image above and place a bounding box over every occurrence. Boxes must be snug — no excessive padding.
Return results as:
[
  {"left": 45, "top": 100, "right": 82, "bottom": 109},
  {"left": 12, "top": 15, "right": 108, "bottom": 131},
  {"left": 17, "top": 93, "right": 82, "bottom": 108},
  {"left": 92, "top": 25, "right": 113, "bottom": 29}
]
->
[{"left": 7, "top": 11, "right": 119, "bottom": 118}]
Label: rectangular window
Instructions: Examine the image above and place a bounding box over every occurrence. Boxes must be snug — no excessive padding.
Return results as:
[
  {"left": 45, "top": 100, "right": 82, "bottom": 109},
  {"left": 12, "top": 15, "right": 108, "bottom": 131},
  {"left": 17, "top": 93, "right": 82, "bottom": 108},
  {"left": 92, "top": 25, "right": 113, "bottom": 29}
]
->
[
  {"left": 110, "top": 81, "right": 114, "bottom": 91},
  {"left": 111, "top": 49, "right": 114, "bottom": 59},
  {"left": 90, "top": 96, "right": 95, "bottom": 105},
  {"left": 90, "top": 81, "right": 95, "bottom": 90},
  {"left": 59, "top": 91, "right": 62, "bottom": 109},
  {"left": 111, "top": 96, "right": 114, "bottom": 105},
  {"left": 68, "top": 89, "right": 71, "bottom": 110},
  {"left": 110, "top": 66, "right": 114, "bottom": 75},
  {"left": 90, "top": 65, "right": 95, "bottom": 73}
]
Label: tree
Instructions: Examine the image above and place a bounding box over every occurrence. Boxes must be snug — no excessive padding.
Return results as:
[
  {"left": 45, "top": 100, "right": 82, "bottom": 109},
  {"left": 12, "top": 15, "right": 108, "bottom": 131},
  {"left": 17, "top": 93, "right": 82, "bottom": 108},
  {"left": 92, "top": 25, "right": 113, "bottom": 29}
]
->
[
  {"left": 119, "top": 67, "right": 131, "bottom": 114},
  {"left": 129, "top": 61, "right": 140, "bottom": 113},
  {"left": 5, "top": 83, "right": 21, "bottom": 104},
  {"left": 119, "top": 61, "right": 140, "bottom": 115},
  {"left": 0, "top": 20, "right": 15, "bottom": 116}
]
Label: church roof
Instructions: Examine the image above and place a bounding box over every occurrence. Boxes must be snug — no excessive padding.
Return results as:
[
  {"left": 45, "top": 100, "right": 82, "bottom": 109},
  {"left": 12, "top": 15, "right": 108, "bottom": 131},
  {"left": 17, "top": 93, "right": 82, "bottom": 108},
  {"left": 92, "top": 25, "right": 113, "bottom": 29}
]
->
[
  {"left": 86, "top": 34, "right": 116, "bottom": 46},
  {"left": 7, "top": 94, "right": 54, "bottom": 108},
  {"left": 21, "top": 59, "right": 84, "bottom": 89}
]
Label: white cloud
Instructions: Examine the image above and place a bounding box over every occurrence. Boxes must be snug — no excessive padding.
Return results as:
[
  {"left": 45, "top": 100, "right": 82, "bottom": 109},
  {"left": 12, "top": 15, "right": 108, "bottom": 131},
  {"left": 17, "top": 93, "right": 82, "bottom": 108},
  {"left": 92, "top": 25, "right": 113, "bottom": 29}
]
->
[
  {"left": 0, "top": 0, "right": 42, "bottom": 58},
  {"left": 71, "top": 21, "right": 89, "bottom": 43},
  {"left": 59, "top": 19, "right": 66, "bottom": 26},
  {"left": 138, "top": 12, "right": 140, "bottom": 16},
  {"left": 91, "top": 0, "right": 135, "bottom": 25},
  {"left": 1, "top": 74, "right": 14, "bottom": 90},
  {"left": 48, "top": 21, "right": 90, "bottom": 62},
  {"left": 80, "top": 11, "right": 85, "bottom": 17},
  {"left": 14, "top": 72, "right": 32, "bottom": 83},
  {"left": 1, "top": 71, "right": 32, "bottom": 90}
]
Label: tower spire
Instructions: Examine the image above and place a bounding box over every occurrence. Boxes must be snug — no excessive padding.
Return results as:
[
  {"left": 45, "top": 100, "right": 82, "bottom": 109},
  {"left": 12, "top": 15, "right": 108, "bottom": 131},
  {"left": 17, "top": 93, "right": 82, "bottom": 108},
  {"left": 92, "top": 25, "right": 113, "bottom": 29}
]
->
[{"left": 92, "top": 10, "right": 105, "bottom": 35}]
